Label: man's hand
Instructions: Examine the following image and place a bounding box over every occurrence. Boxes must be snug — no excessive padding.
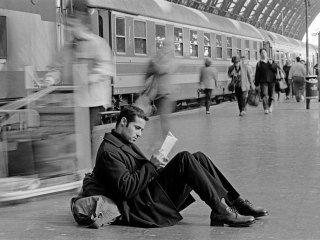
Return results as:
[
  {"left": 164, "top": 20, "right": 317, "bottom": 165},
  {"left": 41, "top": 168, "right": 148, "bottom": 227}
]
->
[{"left": 150, "top": 151, "right": 168, "bottom": 169}]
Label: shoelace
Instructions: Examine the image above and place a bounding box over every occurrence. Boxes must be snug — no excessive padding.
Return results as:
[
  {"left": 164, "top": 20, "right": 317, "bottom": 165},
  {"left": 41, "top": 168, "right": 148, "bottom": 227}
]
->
[
  {"left": 243, "top": 199, "right": 253, "bottom": 206},
  {"left": 226, "top": 206, "right": 239, "bottom": 214}
]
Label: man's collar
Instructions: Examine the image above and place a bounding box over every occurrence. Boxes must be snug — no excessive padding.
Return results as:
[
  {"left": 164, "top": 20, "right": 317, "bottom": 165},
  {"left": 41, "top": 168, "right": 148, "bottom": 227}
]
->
[{"left": 103, "top": 130, "right": 147, "bottom": 160}]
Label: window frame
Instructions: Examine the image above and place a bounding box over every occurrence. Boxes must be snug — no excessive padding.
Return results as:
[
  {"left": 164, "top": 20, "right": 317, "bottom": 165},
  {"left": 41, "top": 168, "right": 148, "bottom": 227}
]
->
[
  {"left": 203, "top": 32, "right": 211, "bottom": 58},
  {"left": 174, "top": 27, "right": 183, "bottom": 57},
  {"left": 236, "top": 38, "right": 242, "bottom": 57},
  {"left": 245, "top": 39, "right": 250, "bottom": 60},
  {"left": 215, "top": 34, "right": 222, "bottom": 59},
  {"left": 189, "top": 29, "right": 198, "bottom": 58},
  {"left": 226, "top": 36, "right": 232, "bottom": 59},
  {"left": 253, "top": 41, "right": 258, "bottom": 60},
  {"left": 115, "top": 17, "right": 126, "bottom": 54},
  {"left": 155, "top": 24, "right": 166, "bottom": 53},
  {"left": 133, "top": 19, "right": 147, "bottom": 55}
]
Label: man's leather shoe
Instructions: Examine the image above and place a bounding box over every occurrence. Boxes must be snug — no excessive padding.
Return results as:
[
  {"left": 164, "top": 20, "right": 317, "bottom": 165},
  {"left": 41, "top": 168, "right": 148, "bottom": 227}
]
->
[
  {"left": 210, "top": 207, "right": 255, "bottom": 227},
  {"left": 233, "top": 198, "right": 268, "bottom": 218}
]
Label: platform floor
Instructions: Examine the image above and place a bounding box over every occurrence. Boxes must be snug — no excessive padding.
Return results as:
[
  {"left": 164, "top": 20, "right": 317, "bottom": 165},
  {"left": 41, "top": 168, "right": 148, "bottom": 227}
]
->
[{"left": 1, "top": 99, "right": 320, "bottom": 240}]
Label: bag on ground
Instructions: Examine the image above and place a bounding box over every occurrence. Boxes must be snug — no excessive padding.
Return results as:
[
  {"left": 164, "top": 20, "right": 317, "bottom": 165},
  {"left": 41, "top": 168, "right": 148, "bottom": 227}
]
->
[{"left": 70, "top": 195, "right": 121, "bottom": 229}]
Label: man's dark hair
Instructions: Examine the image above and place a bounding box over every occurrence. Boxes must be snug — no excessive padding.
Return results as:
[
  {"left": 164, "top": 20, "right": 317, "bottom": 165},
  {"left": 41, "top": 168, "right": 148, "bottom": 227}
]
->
[
  {"left": 231, "top": 56, "right": 240, "bottom": 63},
  {"left": 204, "top": 58, "right": 212, "bottom": 67},
  {"left": 116, "top": 105, "right": 149, "bottom": 127},
  {"left": 296, "top": 56, "right": 301, "bottom": 62},
  {"left": 259, "top": 48, "right": 267, "bottom": 54}
]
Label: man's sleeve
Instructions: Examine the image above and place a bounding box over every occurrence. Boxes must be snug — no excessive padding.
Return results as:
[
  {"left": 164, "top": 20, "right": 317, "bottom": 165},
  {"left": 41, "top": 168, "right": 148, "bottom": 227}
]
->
[
  {"left": 254, "top": 63, "right": 260, "bottom": 86},
  {"left": 103, "top": 151, "right": 159, "bottom": 200},
  {"left": 227, "top": 66, "right": 233, "bottom": 78}
]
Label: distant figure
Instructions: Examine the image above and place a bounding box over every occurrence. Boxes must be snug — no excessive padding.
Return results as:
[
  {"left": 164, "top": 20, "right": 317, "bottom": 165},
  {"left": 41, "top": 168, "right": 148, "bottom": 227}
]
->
[
  {"left": 199, "top": 58, "right": 218, "bottom": 114},
  {"left": 74, "top": 105, "right": 268, "bottom": 228},
  {"left": 283, "top": 60, "right": 292, "bottom": 100},
  {"left": 313, "top": 63, "right": 318, "bottom": 76},
  {"left": 254, "top": 49, "right": 277, "bottom": 114},
  {"left": 228, "top": 56, "right": 254, "bottom": 116},
  {"left": 43, "top": 0, "right": 114, "bottom": 130},
  {"left": 140, "top": 40, "right": 176, "bottom": 139},
  {"left": 288, "top": 57, "right": 306, "bottom": 102}
]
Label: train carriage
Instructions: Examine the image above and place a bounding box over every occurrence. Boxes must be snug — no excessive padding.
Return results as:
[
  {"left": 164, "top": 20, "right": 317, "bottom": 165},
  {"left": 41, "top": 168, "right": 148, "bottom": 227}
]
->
[
  {"left": 86, "top": 0, "right": 317, "bottom": 108},
  {"left": 87, "top": 0, "right": 266, "bottom": 106}
]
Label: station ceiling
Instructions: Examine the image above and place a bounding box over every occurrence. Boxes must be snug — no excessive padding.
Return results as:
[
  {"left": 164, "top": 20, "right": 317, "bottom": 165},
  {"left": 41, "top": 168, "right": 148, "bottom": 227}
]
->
[{"left": 166, "top": 0, "right": 320, "bottom": 40}]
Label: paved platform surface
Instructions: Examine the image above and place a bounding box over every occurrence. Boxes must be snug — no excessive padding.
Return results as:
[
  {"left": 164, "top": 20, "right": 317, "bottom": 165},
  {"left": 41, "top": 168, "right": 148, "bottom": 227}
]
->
[{"left": 1, "top": 99, "right": 320, "bottom": 240}]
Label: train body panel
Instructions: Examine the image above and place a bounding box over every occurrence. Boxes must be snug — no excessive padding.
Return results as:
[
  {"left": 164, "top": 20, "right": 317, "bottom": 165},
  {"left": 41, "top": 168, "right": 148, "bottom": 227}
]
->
[{"left": 0, "top": 0, "right": 57, "bottom": 100}]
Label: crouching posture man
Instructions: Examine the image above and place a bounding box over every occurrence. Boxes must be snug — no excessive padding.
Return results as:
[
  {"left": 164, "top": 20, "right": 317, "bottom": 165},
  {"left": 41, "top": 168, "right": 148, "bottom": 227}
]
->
[{"left": 77, "top": 105, "right": 268, "bottom": 228}]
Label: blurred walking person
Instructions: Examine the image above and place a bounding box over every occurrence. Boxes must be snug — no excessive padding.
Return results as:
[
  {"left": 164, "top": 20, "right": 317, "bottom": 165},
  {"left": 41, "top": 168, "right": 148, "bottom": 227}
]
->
[
  {"left": 283, "top": 60, "right": 292, "bottom": 100},
  {"left": 136, "top": 40, "right": 176, "bottom": 139},
  {"left": 42, "top": 0, "right": 114, "bottom": 130},
  {"left": 288, "top": 57, "right": 306, "bottom": 102},
  {"left": 199, "top": 58, "right": 218, "bottom": 114},
  {"left": 228, "top": 56, "right": 254, "bottom": 116},
  {"left": 254, "top": 49, "right": 277, "bottom": 114}
]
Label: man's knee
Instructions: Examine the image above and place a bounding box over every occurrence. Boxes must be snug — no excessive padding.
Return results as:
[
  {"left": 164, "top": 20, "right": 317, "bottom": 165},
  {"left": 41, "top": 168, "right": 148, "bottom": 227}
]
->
[
  {"left": 173, "top": 151, "right": 194, "bottom": 165},
  {"left": 177, "top": 151, "right": 193, "bottom": 159}
]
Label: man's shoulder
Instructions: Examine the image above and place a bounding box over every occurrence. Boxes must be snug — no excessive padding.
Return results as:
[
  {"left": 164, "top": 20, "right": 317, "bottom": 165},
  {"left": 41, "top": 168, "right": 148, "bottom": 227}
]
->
[{"left": 228, "top": 65, "right": 234, "bottom": 71}]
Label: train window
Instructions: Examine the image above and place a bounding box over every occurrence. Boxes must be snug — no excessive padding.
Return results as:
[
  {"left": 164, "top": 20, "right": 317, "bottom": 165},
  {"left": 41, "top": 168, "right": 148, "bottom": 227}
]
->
[
  {"left": 216, "top": 35, "right": 222, "bottom": 59},
  {"left": 155, "top": 25, "right": 166, "bottom": 52},
  {"left": 190, "top": 30, "right": 198, "bottom": 57},
  {"left": 226, "top": 37, "right": 232, "bottom": 59},
  {"left": 116, "top": 17, "right": 125, "bottom": 53},
  {"left": 245, "top": 40, "right": 250, "bottom": 60},
  {"left": 204, "top": 32, "right": 211, "bottom": 58},
  {"left": 174, "top": 27, "right": 183, "bottom": 56},
  {"left": 253, "top": 41, "right": 258, "bottom": 60},
  {"left": 0, "top": 16, "right": 7, "bottom": 59},
  {"left": 236, "top": 38, "right": 241, "bottom": 57},
  {"left": 98, "top": 15, "right": 103, "bottom": 38},
  {"left": 134, "top": 20, "right": 147, "bottom": 55}
]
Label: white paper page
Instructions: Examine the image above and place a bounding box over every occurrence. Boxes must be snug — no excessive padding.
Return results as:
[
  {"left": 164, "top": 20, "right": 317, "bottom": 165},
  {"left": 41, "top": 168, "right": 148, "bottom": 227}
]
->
[{"left": 159, "top": 131, "right": 178, "bottom": 158}]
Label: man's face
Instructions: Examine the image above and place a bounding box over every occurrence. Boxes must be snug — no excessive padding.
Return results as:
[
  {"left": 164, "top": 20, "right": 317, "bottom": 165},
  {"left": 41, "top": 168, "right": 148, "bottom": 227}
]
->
[{"left": 121, "top": 116, "right": 146, "bottom": 143}]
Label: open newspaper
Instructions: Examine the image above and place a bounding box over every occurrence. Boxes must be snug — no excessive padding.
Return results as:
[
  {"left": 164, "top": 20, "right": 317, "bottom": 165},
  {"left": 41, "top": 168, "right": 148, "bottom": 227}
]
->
[{"left": 158, "top": 131, "right": 178, "bottom": 159}]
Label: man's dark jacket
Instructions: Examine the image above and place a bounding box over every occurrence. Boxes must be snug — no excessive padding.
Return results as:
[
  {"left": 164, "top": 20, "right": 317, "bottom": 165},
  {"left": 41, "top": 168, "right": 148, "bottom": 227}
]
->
[
  {"left": 81, "top": 131, "right": 194, "bottom": 227},
  {"left": 254, "top": 61, "right": 277, "bottom": 86}
]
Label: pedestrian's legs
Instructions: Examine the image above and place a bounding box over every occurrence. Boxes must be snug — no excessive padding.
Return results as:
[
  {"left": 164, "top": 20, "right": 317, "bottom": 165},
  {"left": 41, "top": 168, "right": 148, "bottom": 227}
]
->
[
  {"left": 241, "top": 91, "right": 248, "bottom": 112},
  {"left": 285, "top": 78, "right": 290, "bottom": 98},
  {"left": 293, "top": 77, "right": 304, "bottom": 102},
  {"left": 156, "top": 151, "right": 227, "bottom": 214},
  {"left": 204, "top": 89, "right": 212, "bottom": 112},
  {"left": 267, "top": 82, "right": 275, "bottom": 108},
  {"left": 235, "top": 87, "right": 242, "bottom": 113},
  {"left": 260, "top": 83, "right": 269, "bottom": 111},
  {"left": 156, "top": 96, "right": 175, "bottom": 139}
]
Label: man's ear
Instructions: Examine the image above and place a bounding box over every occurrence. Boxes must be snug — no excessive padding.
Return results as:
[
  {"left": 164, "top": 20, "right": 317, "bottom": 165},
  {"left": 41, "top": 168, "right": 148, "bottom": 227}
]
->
[{"left": 120, "top": 117, "right": 127, "bottom": 127}]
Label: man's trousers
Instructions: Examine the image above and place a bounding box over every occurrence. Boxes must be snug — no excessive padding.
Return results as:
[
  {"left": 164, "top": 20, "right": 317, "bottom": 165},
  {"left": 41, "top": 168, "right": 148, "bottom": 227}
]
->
[{"left": 156, "top": 151, "right": 240, "bottom": 215}]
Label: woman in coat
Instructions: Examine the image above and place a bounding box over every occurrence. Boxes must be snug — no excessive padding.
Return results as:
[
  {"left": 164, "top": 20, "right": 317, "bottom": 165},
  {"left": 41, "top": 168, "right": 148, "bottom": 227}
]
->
[{"left": 199, "top": 58, "right": 218, "bottom": 114}]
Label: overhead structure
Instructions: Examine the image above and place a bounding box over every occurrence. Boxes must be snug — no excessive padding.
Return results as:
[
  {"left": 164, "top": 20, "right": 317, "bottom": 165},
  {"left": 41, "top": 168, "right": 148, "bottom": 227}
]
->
[{"left": 166, "top": 0, "right": 320, "bottom": 40}]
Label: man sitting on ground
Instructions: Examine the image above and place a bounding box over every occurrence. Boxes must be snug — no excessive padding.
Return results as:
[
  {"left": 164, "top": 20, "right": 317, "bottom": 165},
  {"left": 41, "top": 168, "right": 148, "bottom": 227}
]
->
[{"left": 75, "top": 105, "right": 268, "bottom": 228}]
